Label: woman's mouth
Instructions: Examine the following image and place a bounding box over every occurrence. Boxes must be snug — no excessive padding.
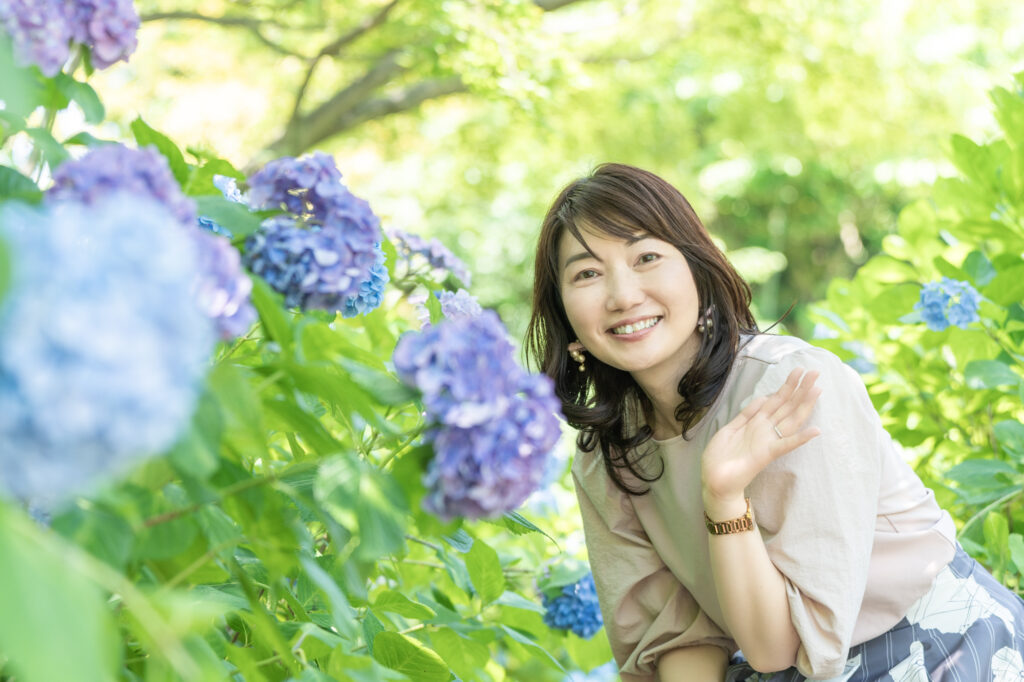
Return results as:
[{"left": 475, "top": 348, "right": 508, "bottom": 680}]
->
[{"left": 610, "top": 317, "right": 661, "bottom": 335}]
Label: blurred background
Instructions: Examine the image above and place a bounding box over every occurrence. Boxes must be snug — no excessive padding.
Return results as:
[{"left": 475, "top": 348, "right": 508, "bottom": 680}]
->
[{"left": 88, "top": 0, "right": 1024, "bottom": 342}]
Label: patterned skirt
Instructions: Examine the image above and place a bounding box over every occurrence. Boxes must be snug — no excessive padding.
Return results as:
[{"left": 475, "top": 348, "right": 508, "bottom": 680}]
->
[{"left": 725, "top": 545, "right": 1024, "bottom": 681}]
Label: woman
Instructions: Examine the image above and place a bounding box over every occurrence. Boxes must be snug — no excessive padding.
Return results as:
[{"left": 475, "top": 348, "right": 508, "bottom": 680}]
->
[{"left": 525, "top": 163, "right": 1024, "bottom": 681}]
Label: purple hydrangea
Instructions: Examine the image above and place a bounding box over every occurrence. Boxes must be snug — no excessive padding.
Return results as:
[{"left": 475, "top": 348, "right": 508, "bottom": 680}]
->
[
  {"left": 393, "top": 311, "right": 561, "bottom": 520},
  {"left": 47, "top": 144, "right": 197, "bottom": 228},
  {"left": 542, "top": 573, "right": 603, "bottom": 639},
  {"left": 0, "top": 195, "right": 214, "bottom": 506},
  {"left": 243, "top": 153, "right": 382, "bottom": 312},
  {"left": 390, "top": 228, "right": 472, "bottom": 287},
  {"left": 914, "top": 277, "right": 982, "bottom": 332},
  {"left": 213, "top": 174, "right": 246, "bottom": 204},
  {"left": 191, "top": 230, "right": 257, "bottom": 340},
  {"left": 67, "top": 0, "right": 139, "bottom": 69},
  {"left": 342, "top": 242, "right": 389, "bottom": 318},
  {"left": 438, "top": 289, "right": 482, "bottom": 321},
  {"left": 0, "top": 0, "right": 73, "bottom": 76},
  {"left": 243, "top": 217, "right": 377, "bottom": 311}
]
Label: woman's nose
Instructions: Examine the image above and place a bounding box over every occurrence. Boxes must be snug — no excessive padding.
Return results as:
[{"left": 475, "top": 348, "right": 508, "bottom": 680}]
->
[{"left": 605, "top": 271, "right": 645, "bottom": 311}]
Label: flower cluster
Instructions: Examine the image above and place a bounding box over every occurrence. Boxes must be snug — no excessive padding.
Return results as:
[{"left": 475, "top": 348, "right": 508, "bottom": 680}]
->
[
  {"left": 389, "top": 228, "right": 472, "bottom": 287},
  {"left": 392, "top": 311, "right": 561, "bottom": 520},
  {"left": 342, "top": 243, "right": 389, "bottom": 318},
  {"left": 914, "top": 277, "right": 982, "bottom": 332},
  {"left": 48, "top": 144, "right": 197, "bottom": 228},
  {"left": 0, "top": 0, "right": 138, "bottom": 76},
  {"left": 438, "top": 289, "right": 482, "bottom": 321},
  {"left": 243, "top": 153, "right": 382, "bottom": 312},
  {"left": 192, "top": 230, "right": 258, "bottom": 340},
  {"left": 542, "top": 573, "right": 604, "bottom": 639},
  {"left": 0, "top": 196, "right": 213, "bottom": 506}
]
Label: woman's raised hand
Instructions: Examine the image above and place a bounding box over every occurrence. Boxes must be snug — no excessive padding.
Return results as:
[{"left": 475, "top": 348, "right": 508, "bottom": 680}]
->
[{"left": 701, "top": 368, "right": 822, "bottom": 513}]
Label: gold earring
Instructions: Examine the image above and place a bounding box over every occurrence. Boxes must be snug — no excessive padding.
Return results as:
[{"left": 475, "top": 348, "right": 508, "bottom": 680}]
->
[
  {"left": 568, "top": 343, "right": 586, "bottom": 372},
  {"left": 696, "top": 306, "right": 714, "bottom": 334}
]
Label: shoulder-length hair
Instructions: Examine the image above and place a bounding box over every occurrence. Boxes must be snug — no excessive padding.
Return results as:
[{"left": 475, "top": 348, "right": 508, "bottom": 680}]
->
[{"left": 525, "top": 163, "right": 758, "bottom": 495}]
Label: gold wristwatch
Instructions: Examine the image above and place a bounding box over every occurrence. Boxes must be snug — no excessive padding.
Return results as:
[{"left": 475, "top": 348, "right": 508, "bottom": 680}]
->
[{"left": 704, "top": 497, "right": 755, "bottom": 535}]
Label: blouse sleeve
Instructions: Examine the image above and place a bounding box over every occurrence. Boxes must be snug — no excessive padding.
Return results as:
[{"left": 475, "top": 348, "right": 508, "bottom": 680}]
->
[
  {"left": 745, "top": 346, "right": 884, "bottom": 679},
  {"left": 572, "top": 451, "right": 735, "bottom": 680}
]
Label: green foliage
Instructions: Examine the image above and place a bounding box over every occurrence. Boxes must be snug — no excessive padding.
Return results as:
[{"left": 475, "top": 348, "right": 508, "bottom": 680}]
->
[{"left": 812, "top": 73, "right": 1024, "bottom": 589}]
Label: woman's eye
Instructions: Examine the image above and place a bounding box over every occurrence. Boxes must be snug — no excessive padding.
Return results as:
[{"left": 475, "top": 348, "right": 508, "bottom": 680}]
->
[
  {"left": 638, "top": 253, "right": 660, "bottom": 264},
  {"left": 574, "top": 269, "right": 598, "bottom": 281}
]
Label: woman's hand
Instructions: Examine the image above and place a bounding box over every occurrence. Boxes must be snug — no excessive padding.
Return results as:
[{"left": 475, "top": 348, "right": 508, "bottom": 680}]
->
[{"left": 702, "top": 368, "right": 822, "bottom": 514}]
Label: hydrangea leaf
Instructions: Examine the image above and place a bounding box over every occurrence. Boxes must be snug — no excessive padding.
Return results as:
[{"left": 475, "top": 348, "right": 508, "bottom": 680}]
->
[
  {"left": 429, "top": 626, "right": 490, "bottom": 681},
  {"left": 250, "top": 277, "right": 295, "bottom": 352},
  {"left": 371, "top": 631, "right": 450, "bottom": 682},
  {"left": 361, "top": 608, "right": 386, "bottom": 656},
  {"left": 983, "top": 263, "right": 1024, "bottom": 306},
  {"left": 0, "top": 506, "right": 119, "bottom": 682},
  {"left": 964, "top": 360, "right": 1020, "bottom": 389},
  {"left": 465, "top": 537, "right": 504, "bottom": 605},
  {"left": 1009, "top": 533, "right": 1024, "bottom": 575},
  {"left": 372, "top": 590, "right": 437, "bottom": 620},
  {"left": 25, "top": 126, "right": 70, "bottom": 167},
  {"left": 963, "top": 250, "right": 997, "bottom": 287},
  {"left": 130, "top": 116, "right": 190, "bottom": 186},
  {"left": 54, "top": 73, "right": 104, "bottom": 124},
  {"left": 62, "top": 131, "right": 115, "bottom": 148},
  {"left": 499, "top": 624, "right": 564, "bottom": 672},
  {"left": 565, "top": 627, "right": 614, "bottom": 672},
  {"left": 995, "top": 420, "right": 1024, "bottom": 459},
  {"left": 194, "top": 195, "right": 262, "bottom": 240}
]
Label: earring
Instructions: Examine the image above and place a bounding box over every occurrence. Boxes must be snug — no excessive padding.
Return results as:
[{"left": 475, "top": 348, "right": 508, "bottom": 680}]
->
[
  {"left": 696, "top": 306, "right": 714, "bottom": 334},
  {"left": 568, "top": 341, "right": 586, "bottom": 372}
]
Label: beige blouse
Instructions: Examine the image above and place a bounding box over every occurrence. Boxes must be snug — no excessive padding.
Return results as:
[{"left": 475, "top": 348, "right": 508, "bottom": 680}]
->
[{"left": 572, "top": 334, "right": 956, "bottom": 680}]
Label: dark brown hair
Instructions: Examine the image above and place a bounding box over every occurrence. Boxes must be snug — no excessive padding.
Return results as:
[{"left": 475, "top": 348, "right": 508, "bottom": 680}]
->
[{"left": 525, "top": 163, "right": 758, "bottom": 494}]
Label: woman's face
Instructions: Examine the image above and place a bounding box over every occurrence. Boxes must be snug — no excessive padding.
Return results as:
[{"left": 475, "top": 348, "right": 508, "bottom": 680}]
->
[{"left": 557, "top": 226, "right": 702, "bottom": 384}]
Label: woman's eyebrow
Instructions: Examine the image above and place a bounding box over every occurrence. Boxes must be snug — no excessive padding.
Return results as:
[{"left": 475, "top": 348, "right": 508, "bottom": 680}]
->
[{"left": 563, "top": 250, "right": 598, "bottom": 271}]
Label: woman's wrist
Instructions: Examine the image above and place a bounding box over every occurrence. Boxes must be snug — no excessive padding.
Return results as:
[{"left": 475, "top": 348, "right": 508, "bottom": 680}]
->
[{"left": 701, "top": 491, "right": 748, "bottom": 523}]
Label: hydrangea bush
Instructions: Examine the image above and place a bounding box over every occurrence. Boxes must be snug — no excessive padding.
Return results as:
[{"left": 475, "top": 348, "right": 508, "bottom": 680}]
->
[
  {"left": 0, "top": 14, "right": 611, "bottom": 682},
  {"left": 811, "top": 74, "right": 1024, "bottom": 588},
  {"left": 542, "top": 573, "right": 604, "bottom": 639}
]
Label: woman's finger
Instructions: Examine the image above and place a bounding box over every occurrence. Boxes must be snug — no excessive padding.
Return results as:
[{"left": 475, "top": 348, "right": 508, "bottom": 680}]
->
[
  {"left": 766, "top": 369, "right": 820, "bottom": 427},
  {"left": 775, "top": 385, "right": 822, "bottom": 436}
]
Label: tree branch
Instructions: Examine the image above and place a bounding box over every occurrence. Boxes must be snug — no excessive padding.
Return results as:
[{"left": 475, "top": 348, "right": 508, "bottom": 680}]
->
[
  {"left": 291, "top": 0, "right": 403, "bottom": 121},
  {"left": 140, "top": 10, "right": 310, "bottom": 57}
]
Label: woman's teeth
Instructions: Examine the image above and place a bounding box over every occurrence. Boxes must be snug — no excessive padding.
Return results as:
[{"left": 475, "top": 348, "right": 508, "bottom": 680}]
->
[{"left": 612, "top": 317, "right": 660, "bottom": 335}]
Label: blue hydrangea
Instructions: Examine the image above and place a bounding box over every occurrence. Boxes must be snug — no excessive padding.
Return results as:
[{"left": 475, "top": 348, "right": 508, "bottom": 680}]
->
[
  {"left": 0, "top": 0, "right": 74, "bottom": 76},
  {"left": 66, "top": 0, "right": 139, "bottom": 69},
  {"left": 342, "top": 242, "right": 389, "bottom": 318},
  {"left": 0, "top": 195, "right": 214, "bottom": 507},
  {"left": 393, "top": 311, "right": 561, "bottom": 520},
  {"left": 389, "top": 228, "right": 472, "bottom": 287},
  {"left": 243, "top": 153, "right": 382, "bottom": 312},
  {"left": 914, "top": 277, "right": 982, "bottom": 332},
  {"left": 543, "top": 573, "right": 604, "bottom": 639},
  {"left": 191, "top": 230, "right": 257, "bottom": 340},
  {"left": 48, "top": 144, "right": 197, "bottom": 228},
  {"left": 198, "top": 215, "right": 233, "bottom": 239},
  {"left": 213, "top": 174, "right": 246, "bottom": 204}
]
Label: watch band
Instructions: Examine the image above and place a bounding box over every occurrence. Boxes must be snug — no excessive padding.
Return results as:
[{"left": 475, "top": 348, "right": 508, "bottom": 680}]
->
[{"left": 704, "top": 497, "right": 755, "bottom": 535}]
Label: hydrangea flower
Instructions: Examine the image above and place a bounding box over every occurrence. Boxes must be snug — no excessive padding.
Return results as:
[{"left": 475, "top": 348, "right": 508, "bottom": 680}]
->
[
  {"left": 191, "top": 230, "right": 257, "bottom": 340},
  {"left": 342, "top": 243, "right": 389, "bottom": 318},
  {"left": 48, "top": 144, "right": 197, "bottom": 228},
  {"left": 0, "top": 0, "right": 74, "bottom": 76},
  {"left": 393, "top": 311, "right": 561, "bottom": 520},
  {"left": 0, "top": 195, "right": 214, "bottom": 506},
  {"left": 914, "top": 277, "right": 982, "bottom": 332},
  {"left": 243, "top": 153, "right": 382, "bottom": 312},
  {"left": 389, "top": 228, "right": 472, "bottom": 287},
  {"left": 438, "top": 289, "right": 482, "bottom": 321},
  {"left": 67, "top": 0, "right": 139, "bottom": 69},
  {"left": 542, "top": 573, "right": 604, "bottom": 639}
]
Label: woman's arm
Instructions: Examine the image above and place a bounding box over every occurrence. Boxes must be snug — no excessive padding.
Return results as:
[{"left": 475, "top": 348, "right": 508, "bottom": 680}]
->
[
  {"left": 699, "top": 368, "right": 822, "bottom": 672},
  {"left": 656, "top": 645, "right": 728, "bottom": 682}
]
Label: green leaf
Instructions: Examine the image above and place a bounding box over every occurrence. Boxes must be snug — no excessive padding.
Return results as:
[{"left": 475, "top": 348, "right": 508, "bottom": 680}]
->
[
  {"left": 964, "top": 360, "right": 1020, "bottom": 389},
  {"left": 426, "top": 293, "right": 443, "bottom": 324},
  {"left": 54, "top": 73, "right": 105, "bottom": 124},
  {"left": 130, "top": 116, "right": 190, "bottom": 186},
  {"left": 0, "top": 166, "right": 42, "bottom": 202},
  {"left": 984, "top": 511, "right": 1010, "bottom": 560},
  {"left": 995, "top": 421, "right": 1024, "bottom": 458},
  {"left": 430, "top": 627, "right": 490, "bottom": 681},
  {"left": 465, "top": 537, "right": 504, "bottom": 605},
  {"left": 502, "top": 511, "right": 560, "bottom": 547},
  {"left": 443, "top": 528, "right": 474, "bottom": 552},
  {"left": 499, "top": 625, "right": 564, "bottom": 671},
  {"left": 984, "top": 264, "right": 1024, "bottom": 307},
  {"left": 373, "top": 590, "right": 437, "bottom": 620},
  {"left": 25, "top": 126, "right": 70, "bottom": 167},
  {"left": 0, "top": 506, "right": 119, "bottom": 682},
  {"left": 250, "top": 277, "right": 294, "bottom": 351},
  {"left": 494, "top": 591, "right": 545, "bottom": 614},
  {"left": 1009, "top": 533, "right": 1024, "bottom": 574},
  {"left": 361, "top": 609, "right": 386, "bottom": 656},
  {"left": 338, "top": 358, "right": 418, "bottom": 406},
  {"left": 963, "top": 250, "right": 997, "bottom": 287},
  {"left": 194, "top": 195, "right": 263, "bottom": 240},
  {"left": 62, "top": 131, "right": 115, "bottom": 147},
  {"left": 0, "top": 233, "right": 11, "bottom": 304},
  {"left": 371, "top": 631, "right": 451, "bottom": 682},
  {"left": 564, "top": 628, "right": 613, "bottom": 672},
  {"left": 300, "top": 555, "right": 359, "bottom": 641}
]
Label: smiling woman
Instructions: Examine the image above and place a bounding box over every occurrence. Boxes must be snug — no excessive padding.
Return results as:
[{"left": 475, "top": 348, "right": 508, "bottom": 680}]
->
[{"left": 525, "top": 164, "right": 1024, "bottom": 682}]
